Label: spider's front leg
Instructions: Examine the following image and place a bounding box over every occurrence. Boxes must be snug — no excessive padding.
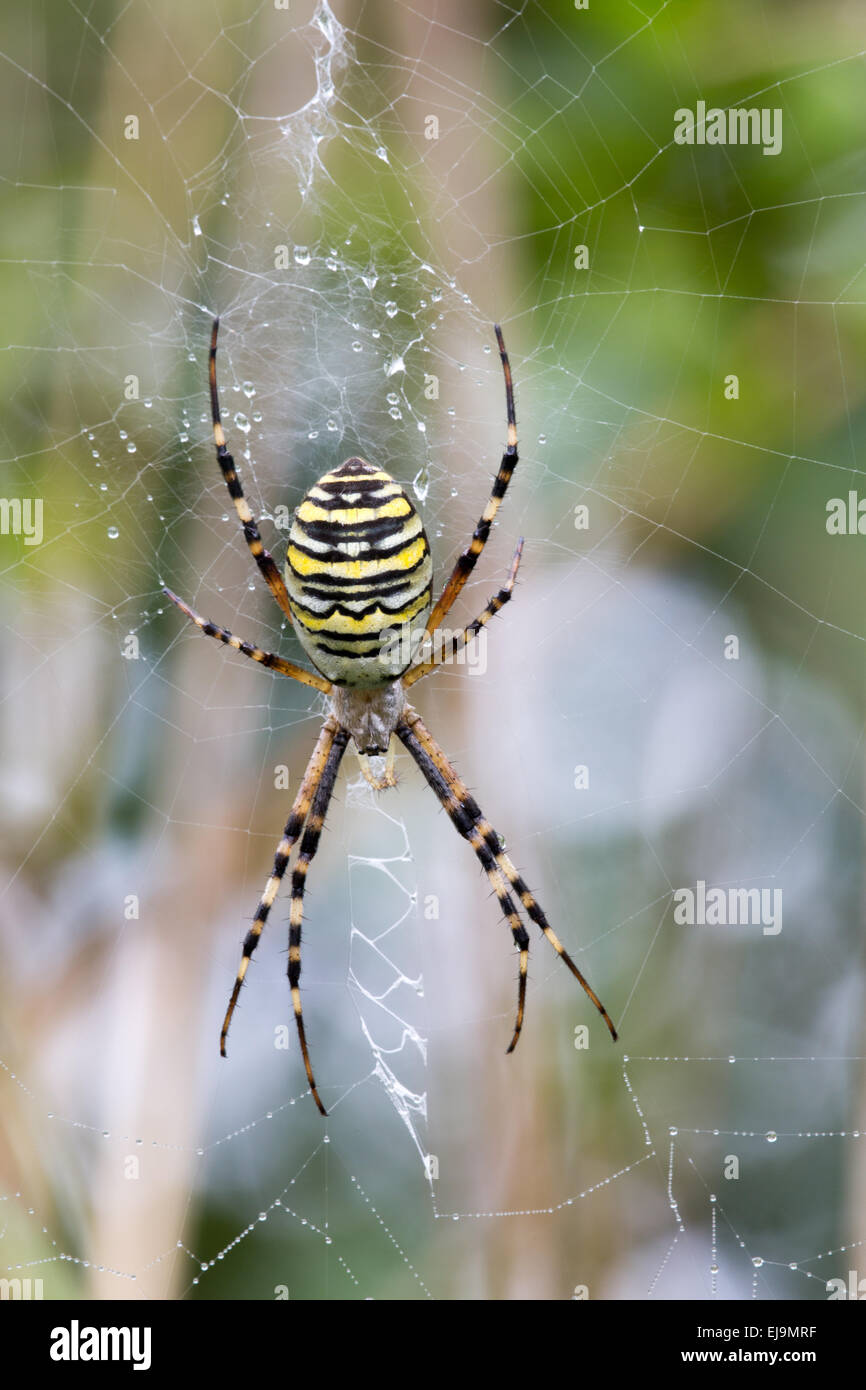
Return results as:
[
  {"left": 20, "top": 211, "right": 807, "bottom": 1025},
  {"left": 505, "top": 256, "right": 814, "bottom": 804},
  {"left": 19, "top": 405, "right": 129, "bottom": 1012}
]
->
[
  {"left": 423, "top": 324, "right": 519, "bottom": 636},
  {"left": 403, "top": 539, "right": 523, "bottom": 688},
  {"left": 209, "top": 317, "right": 296, "bottom": 625}
]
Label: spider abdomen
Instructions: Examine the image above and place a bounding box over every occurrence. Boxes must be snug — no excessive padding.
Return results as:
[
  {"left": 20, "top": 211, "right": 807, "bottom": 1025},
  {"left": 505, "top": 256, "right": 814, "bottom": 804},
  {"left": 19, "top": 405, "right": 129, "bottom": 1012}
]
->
[{"left": 285, "top": 457, "right": 433, "bottom": 686}]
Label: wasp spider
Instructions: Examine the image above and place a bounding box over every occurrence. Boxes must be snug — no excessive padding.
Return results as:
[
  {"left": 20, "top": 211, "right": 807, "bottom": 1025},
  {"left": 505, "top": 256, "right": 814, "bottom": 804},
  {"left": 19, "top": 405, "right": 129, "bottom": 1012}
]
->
[{"left": 164, "top": 319, "right": 617, "bottom": 1115}]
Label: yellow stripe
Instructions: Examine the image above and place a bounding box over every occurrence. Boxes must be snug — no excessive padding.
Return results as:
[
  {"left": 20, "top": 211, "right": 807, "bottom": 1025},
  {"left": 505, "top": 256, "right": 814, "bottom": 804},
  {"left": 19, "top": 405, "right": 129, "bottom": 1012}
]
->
[
  {"left": 296, "top": 496, "right": 411, "bottom": 525},
  {"left": 309, "top": 481, "right": 402, "bottom": 503},
  {"left": 288, "top": 534, "right": 428, "bottom": 579},
  {"left": 295, "top": 587, "right": 430, "bottom": 635},
  {"left": 318, "top": 468, "right": 393, "bottom": 486}
]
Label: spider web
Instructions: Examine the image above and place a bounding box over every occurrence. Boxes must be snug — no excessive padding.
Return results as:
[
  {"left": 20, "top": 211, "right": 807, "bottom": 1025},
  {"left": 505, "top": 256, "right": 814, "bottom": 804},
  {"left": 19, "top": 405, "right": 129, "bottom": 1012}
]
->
[{"left": 1, "top": 0, "right": 865, "bottom": 1301}]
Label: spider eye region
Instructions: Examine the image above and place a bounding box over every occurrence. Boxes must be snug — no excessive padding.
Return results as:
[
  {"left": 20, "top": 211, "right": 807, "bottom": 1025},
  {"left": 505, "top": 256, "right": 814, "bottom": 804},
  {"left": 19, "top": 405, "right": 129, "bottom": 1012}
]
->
[{"left": 284, "top": 457, "right": 433, "bottom": 686}]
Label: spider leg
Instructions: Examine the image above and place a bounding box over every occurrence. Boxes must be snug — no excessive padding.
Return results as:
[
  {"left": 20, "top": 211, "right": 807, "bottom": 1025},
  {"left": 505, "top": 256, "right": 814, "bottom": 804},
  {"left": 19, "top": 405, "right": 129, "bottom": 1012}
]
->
[
  {"left": 424, "top": 324, "right": 518, "bottom": 635},
  {"left": 287, "top": 726, "right": 350, "bottom": 1115},
  {"left": 163, "top": 587, "right": 330, "bottom": 693},
  {"left": 220, "top": 716, "right": 341, "bottom": 1060},
  {"left": 395, "top": 713, "right": 530, "bottom": 1051},
  {"left": 398, "top": 707, "right": 618, "bottom": 1043},
  {"left": 209, "top": 317, "right": 296, "bottom": 625},
  {"left": 492, "top": 848, "right": 617, "bottom": 1041},
  {"left": 403, "top": 539, "right": 523, "bottom": 687}
]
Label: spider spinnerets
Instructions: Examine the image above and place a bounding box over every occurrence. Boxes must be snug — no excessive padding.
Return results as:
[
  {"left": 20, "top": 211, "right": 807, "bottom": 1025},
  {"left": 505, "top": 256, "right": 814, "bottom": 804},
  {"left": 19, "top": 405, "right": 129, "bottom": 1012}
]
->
[{"left": 164, "top": 317, "right": 617, "bottom": 1115}]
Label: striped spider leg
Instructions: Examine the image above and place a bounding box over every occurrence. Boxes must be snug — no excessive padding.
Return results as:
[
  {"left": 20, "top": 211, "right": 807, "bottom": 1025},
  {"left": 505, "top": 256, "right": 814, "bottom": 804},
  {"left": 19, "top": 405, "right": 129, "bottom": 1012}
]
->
[
  {"left": 403, "top": 536, "right": 523, "bottom": 688},
  {"left": 220, "top": 717, "right": 347, "bottom": 1116},
  {"left": 400, "top": 325, "right": 617, "bottom": 1049},
  {"left": 422, "top": 323, "right": 518, "bottom": 639},
  {"left": 163, "top": 575, "right": 340, "bottom": 1108},
  {"left": 208, "top": 317, "right": 295, "bottom": 623},
  {"left": 396, "top": 708, "right": 618, "bottom": 1049},
  {"left": 162, "top": 587, "right": 330, "bottom": 693}
]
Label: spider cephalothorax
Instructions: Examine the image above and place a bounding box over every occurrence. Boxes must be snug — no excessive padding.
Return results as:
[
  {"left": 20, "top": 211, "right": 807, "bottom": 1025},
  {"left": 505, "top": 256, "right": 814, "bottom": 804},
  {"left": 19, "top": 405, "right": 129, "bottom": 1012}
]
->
[
  {"left": 329, "top": 681, "right": 406, "bottom": 755},
  {"left": 164, "top": 318, "right": 617, "bottom": 1115}
]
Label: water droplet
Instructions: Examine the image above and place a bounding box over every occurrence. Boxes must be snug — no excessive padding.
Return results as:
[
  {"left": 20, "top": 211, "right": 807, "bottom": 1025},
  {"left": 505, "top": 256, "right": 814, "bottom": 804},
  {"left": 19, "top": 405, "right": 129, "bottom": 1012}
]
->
[
  {"left": 412, "top": 467, "right": 429, "bottom": 503},
  {"left": 233, "top": 413, "right": 251, "bottom": 434},
  {"left": 375, "top": 146, "right": 389, "bottom": 163},
  {"left": 107, "top": 526, "right": 119, "bottom": 539},
  {"left": 389, "top": 406, "right": 402, "bottom": 420},
  {"left": 294, "top": 246, "right": 311, "bottom": 265},
  {"left": 352, "top": 340, "right": 362, "bottom": 352},
  {"left": 538, "top": 434, "right": 547, "bottom": 445},
  {"left": 752, "top": 1256, "right": 763, "bottom": 1268},
  {"left": 242, "top": 382, "right": 256, "bottom": 398},
  {"left": 192, "top": 214, "right": 202, "bottom": 237},
  {"left": 386, "top": 355, "right": 405, "bottom": 376},
  {"left": 385, "top": 300, "right": 398, "bottom": 318},
  {"left": 669, "top": 1126, "right": 678, "bottom": 1136},
  {"left": 766, "top": 1131, "right": 777, "bottom": 1143},
  {"left": 127, "top": 442, "right": 137, "bottom": 454}
]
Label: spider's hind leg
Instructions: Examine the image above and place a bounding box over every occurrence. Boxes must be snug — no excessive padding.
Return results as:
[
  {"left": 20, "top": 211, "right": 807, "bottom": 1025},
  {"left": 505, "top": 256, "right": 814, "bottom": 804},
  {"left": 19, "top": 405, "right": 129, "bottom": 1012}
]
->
[
  {"left": 396, "top": 712, "right": 530, "bottom": 1051},
  {"left": 219, "top": 722, "right": 341, "bottom": 1078},
  {"left": 397, "top": 707, "right": 618, "bottom": 1046},
  {"left": 286, "top": 726, "right": 350, "bottom": 1115}
]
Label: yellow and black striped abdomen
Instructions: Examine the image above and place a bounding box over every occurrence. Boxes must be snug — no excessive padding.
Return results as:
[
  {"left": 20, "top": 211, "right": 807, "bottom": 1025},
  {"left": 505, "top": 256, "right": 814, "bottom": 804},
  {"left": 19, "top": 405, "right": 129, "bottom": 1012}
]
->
[{"left": 285, "top": 458, "right": 433, "bottom": 686}]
